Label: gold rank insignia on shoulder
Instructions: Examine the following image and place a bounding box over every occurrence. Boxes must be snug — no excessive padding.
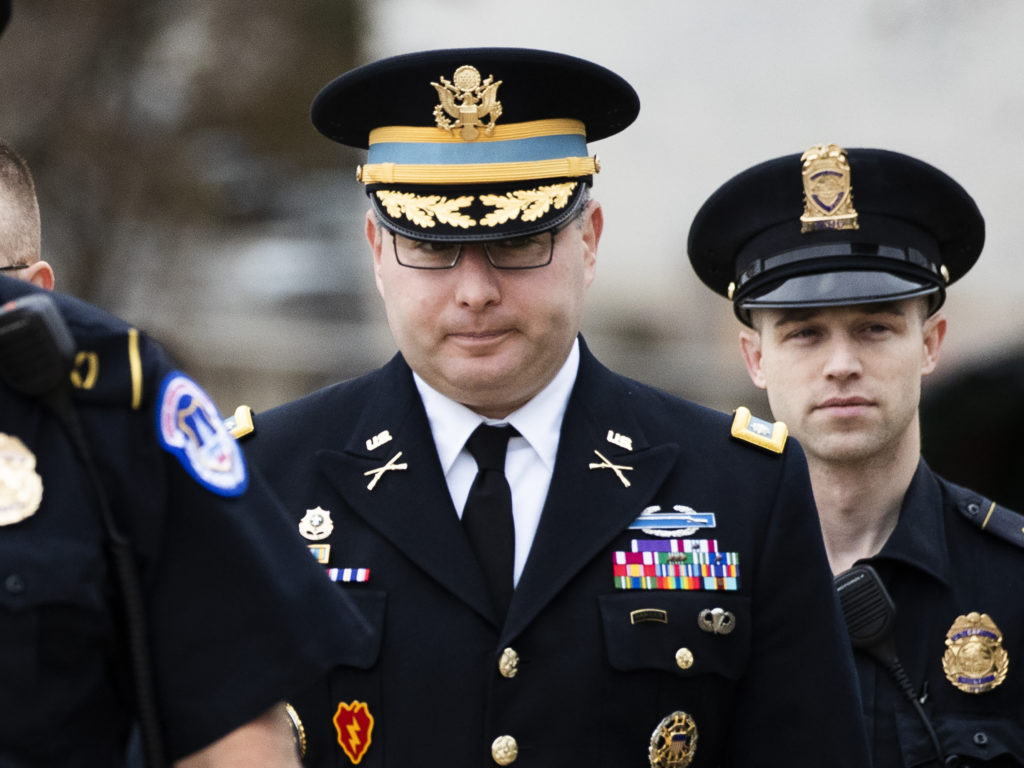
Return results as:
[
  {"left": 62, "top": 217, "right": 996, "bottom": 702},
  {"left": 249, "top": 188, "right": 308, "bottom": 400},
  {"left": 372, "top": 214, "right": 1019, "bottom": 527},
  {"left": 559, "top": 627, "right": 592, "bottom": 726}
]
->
[
  {"left": 649, "top": 711, "right": 698, "bottom": 768},
  {"left": 800, "top": 143, "right": 859, "bottom": 233},
  {"left": 730, "top": 406, "right": 787, "bottom": 453},
  {"left": 224, "top": 405, "right": 254, "bottom": 439},
  {"left": 0, "top": 433, "right": 44, "bottom": 526},
  {"left": 942, "top": 612, "right": 1008, "bottom": 694},
  {"left": 431, "top": 65, "right": 502, "bottom": 140}
]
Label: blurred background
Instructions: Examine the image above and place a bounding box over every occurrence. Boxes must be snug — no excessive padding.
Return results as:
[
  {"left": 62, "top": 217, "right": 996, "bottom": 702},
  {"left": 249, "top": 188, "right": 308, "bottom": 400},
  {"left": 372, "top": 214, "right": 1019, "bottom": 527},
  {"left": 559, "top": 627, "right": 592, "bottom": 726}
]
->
[{"left": 1, "top": 0, "right": 1021, "bottom": 505}]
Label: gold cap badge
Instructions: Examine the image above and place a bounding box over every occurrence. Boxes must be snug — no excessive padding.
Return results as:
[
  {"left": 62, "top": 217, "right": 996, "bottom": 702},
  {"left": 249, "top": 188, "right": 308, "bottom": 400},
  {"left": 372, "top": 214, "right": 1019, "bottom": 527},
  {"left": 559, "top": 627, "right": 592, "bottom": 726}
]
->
[
  {"left": 431, "top": 65, "right": 503, "bottom": 140},
  {"left": 0, "top": 433, "right": 44, "bottom": 526},
  {"left": 942, "top": 612, "right": 1008, "bottom": 694},
  {"left": 649, "top": 711, "right": 698, "bottom": 768},
  {"left": 800, "top": 143, "right": 859, "bottom": 233}
]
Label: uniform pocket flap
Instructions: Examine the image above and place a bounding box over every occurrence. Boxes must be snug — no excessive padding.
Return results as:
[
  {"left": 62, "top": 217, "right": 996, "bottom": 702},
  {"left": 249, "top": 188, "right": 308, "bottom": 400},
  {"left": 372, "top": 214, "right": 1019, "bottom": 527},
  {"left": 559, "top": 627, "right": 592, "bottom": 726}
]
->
[{"left": 599, "top": 592, "right": 751, "bottom": 679}]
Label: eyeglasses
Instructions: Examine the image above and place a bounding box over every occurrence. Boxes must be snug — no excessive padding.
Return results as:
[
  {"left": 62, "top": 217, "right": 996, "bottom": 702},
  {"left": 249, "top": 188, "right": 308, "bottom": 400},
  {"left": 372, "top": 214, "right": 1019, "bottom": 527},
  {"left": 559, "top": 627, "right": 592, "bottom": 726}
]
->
[
  {"left": 0, "top": 264, "right": 28, "bottom": 272},
  {"left": 389, "top": 218, "right": 577, "bottom": 271}
]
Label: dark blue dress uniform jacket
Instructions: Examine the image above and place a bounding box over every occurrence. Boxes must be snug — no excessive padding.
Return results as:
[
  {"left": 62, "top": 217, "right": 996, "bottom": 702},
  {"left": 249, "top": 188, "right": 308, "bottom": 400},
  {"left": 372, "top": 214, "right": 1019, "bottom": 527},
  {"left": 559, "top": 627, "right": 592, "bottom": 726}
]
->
[
  {"left": 247, "top": 338, "right": 870, "bottom": 767},
  {"left": 856, "top": 461, "right": 1024, "bottom": 766},
  {"left": 0, "top": 278, "right": 365, "bottom": 765}
]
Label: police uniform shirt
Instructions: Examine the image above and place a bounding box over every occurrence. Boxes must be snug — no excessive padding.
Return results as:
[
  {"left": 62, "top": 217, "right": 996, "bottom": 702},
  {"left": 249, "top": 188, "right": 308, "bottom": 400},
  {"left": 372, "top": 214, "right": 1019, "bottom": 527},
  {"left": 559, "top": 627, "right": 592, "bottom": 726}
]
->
[
  {"left": 0, "top": 279, "right": 363, "bottom": 765},
  {"left": 856, "top": 460, "right": 1024, "bottom": 766},
  {"left": 415, "top": 338, "right": 578, "bottom": 584}
]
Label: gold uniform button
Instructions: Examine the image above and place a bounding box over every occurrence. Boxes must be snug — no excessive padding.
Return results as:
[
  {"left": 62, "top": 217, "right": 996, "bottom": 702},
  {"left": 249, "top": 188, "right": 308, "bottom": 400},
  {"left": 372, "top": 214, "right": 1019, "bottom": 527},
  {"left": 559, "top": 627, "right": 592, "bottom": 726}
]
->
[
  {"left": 491, "top": 735, "right": 518, "bottom": 765},
  {"left": 675, "top": 647, "right": 694, "bottom": 670},
  {"left": 498, "top": 647, "right": 520, "bottom": 678}
]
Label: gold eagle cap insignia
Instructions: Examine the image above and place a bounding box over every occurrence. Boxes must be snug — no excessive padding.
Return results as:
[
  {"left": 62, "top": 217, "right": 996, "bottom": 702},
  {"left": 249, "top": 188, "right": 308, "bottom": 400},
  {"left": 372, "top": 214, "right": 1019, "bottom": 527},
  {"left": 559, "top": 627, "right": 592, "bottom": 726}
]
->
[
  {"left": 800, "top": 143, "right": 859, "bottom": 233},
  {"left": 431, "top": 65, "right": 503, "bottom": 140}
]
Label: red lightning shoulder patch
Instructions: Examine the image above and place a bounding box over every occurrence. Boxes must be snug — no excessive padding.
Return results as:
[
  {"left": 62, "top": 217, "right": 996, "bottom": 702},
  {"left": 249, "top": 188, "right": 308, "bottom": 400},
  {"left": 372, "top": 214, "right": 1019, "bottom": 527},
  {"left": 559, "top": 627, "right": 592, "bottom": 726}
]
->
[{"left": 333, "top": 700, "right": 374, "bottom": 764}]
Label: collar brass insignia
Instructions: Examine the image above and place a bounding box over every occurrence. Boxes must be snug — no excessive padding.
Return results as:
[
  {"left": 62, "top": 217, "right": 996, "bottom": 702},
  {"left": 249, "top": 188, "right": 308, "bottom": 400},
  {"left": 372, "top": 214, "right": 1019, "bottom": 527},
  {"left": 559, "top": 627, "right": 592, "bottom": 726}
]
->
[
  {"left": 942, "top": 612, "right": 1008, "bottom": 694},
  {"left": 800, "top": 143, "right": 859, "bottom": 233},
  {"left": 431, "top": 65, "right": 503, "bottom": 140}
]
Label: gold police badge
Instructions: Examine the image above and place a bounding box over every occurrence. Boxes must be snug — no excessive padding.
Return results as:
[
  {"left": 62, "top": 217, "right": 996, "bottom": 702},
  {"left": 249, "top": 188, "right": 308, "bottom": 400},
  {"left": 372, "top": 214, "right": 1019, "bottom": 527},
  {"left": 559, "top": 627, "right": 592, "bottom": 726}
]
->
[
  {"left": 0, "top": 432, "right": 44, "bottom": 526},
  {"left": 800, "top": 144, "right": 859, "bottom": 233},
  {"left": 942, "top": 612, "right": 1008, "bottom": 694},
  {"left": 649, "top": 711, "right": 698, "bottom": 768}
]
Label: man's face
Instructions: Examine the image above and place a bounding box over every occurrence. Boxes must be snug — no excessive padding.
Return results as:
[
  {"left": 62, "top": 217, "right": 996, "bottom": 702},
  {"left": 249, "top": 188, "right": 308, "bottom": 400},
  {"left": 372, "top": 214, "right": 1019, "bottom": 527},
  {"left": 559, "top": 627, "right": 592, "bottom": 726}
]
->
[
  {"left": 367, "top": 200, "right": 601, "bottom": 418},
  {"left": 739, "top": 299, "right": 945, "bottom": 465}
]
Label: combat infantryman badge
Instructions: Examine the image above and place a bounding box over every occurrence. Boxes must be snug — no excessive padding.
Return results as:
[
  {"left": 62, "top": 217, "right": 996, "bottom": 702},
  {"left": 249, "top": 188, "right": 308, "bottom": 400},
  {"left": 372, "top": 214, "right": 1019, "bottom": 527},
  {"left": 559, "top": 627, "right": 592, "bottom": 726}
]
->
[
  {"left": 799, "top": 143, "right": 859, "bottom": 233},
  {"left": 649, "top": 711, "right": 698, "bottom": 768},
  {"left": 333, "top": 700, "right": 374, "bottom": 764},
  {"left": 0, "top": 432, "right": 43, "bottom": 526},
  {"left": 942, "top": 612, "right": 1009, "bottom": 694}
]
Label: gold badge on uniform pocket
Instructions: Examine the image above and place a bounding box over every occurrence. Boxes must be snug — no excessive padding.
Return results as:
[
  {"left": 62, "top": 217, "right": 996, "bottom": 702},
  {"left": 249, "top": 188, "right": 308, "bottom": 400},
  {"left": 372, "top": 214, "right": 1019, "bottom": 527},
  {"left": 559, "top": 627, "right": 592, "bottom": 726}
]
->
[
  {"left": 942, "top": 612, "right": 1008, "bottom": 694},
  {"left": 649, "top": 711, "right": 698, "bottom": 768},
  {"left": 0, "top": 433, "right": 43, "bottom": 526}
]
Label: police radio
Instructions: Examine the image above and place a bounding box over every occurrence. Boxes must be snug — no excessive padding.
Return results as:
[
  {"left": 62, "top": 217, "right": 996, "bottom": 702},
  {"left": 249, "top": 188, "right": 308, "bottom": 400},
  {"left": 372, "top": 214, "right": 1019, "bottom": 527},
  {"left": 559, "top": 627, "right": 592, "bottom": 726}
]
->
[
  {"left": 0, "top": 293, "right": 168, "bottom": 768},
  {"left": 835, "top": 565, "right": 952, "bottom": 767}
]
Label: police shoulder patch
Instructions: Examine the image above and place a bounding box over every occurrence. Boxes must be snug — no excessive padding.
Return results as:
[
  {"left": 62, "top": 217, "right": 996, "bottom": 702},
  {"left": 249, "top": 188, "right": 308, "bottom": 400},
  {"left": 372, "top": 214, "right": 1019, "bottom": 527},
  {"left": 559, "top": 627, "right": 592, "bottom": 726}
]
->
[
  {"left": 730, "top": 406, "right": 787, "bottom": 454},
  {"left": 157, "top": 372, "right": 248, "bottom": 497},
  {"left": 224, "top": 404, "right": 255, "bottom": 440}
]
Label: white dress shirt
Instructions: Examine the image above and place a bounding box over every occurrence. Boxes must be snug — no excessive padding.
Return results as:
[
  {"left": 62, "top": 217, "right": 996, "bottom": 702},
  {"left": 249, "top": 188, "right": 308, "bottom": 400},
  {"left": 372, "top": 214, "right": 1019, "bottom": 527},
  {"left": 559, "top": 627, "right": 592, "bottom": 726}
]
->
[{"left": 413, "top": 339, "right": 579, "bottom": 585}]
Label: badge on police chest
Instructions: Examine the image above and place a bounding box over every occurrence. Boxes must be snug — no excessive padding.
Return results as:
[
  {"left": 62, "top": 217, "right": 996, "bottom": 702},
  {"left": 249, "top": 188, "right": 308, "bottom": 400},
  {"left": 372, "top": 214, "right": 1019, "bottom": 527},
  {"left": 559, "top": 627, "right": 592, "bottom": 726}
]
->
[
  {"left": 942, "top": 612, "right": 1008, "bottom": 694},
  {"left": 0, "top": 432, "right": 43, "bottom": 526}
]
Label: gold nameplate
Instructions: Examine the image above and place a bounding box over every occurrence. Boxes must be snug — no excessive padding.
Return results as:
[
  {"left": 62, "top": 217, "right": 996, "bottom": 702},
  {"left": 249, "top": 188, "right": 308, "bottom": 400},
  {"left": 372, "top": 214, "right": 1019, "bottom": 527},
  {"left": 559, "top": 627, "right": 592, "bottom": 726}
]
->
[
  {"left": 649, "top": 711, "right": 698, "bottom": 768},
  {"left": 942, "top": 612, "right": 1008, "bottom": 694},
  {"left": 800, "top": 144, "right": 859, "bottom": 233},
  {"left": 432, "top": 65, "right": 502, "bottom": 140},
  {"left": 0, "top": 432, "right": 44, "bottom": 526}
]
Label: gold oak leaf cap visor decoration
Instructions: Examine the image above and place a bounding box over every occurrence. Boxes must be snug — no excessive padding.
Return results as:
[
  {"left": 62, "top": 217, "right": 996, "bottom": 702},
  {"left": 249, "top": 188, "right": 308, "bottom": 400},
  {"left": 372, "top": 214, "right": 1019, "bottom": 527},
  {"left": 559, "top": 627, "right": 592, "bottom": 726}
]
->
[
  {"left": 311, "top": 47, "right": 640, "bottom": 241},
  {"left": 687, "top": 146, "right": 985, "bottom": 326}
]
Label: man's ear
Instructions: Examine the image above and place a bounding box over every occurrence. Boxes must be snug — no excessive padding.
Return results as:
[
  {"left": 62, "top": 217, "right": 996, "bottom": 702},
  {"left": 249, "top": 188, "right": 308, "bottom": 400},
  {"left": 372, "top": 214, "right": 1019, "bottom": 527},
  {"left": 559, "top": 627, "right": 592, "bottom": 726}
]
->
[
  {"left": 738, "top": 326, "right": 767, "bottom": 390},
  {"left": 23, "top": 261, "right": 54, "bottom": 291},
  {"left": 365, "top": 211, "right": 386, "bottom": 295},
  {"left": 921, "top": 311, "right": 947, "bottom": 376}
]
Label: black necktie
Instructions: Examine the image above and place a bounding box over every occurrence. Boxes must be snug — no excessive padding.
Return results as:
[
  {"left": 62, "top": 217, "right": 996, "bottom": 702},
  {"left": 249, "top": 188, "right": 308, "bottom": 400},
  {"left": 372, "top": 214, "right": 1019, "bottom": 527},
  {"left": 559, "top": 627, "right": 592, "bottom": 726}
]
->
[{"left": 462, "top": 424, "right": 517, "bottom": 617}]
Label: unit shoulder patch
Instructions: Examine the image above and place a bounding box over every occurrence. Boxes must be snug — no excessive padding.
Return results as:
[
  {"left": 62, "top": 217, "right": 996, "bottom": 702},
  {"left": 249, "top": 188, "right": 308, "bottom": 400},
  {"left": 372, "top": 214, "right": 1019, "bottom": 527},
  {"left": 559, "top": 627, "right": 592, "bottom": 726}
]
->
[
  {"left": 224, "top": 404, "right": 255, "bottom": 440},
  {"left": 730, "top": 406, "right": 787, "bottom": 453}
]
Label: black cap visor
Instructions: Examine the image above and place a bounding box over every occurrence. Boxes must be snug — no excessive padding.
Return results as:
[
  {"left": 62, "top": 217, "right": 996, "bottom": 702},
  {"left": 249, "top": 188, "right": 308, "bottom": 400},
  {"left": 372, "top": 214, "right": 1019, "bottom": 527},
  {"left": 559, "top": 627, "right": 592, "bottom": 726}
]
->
[{"left": 735, "top": 269, "right": 944, "bottom": 325}]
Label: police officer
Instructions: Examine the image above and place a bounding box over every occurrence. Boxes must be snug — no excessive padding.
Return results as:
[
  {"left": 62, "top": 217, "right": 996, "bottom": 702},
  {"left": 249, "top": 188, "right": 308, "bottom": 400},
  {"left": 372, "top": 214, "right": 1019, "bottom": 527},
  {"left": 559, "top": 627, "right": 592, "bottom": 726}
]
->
[
  {"left": 688, "top": 144, "right": 1024, "bottom": 765},
  {"left": 0, "top": 276, "right": 368, "bottom": 766},
  {"left": 240, "top": 49, "right": 869, "bottom": 767},
  {"left": 0, "top": 139, "right": 54, "bottom": 288}
]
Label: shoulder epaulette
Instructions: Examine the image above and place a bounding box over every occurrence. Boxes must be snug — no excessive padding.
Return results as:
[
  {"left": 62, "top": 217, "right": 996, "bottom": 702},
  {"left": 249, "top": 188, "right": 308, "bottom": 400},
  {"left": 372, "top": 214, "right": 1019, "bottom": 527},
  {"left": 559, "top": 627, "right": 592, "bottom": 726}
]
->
[
  {"left": 224, "top": 404, "right": 255, "bottom": 440},
  {"left": 730, "top": 406, "right": 787, "bottom": 454},
  {"left": 956, "top": 491, "right": 1024, "bottom": 550}
]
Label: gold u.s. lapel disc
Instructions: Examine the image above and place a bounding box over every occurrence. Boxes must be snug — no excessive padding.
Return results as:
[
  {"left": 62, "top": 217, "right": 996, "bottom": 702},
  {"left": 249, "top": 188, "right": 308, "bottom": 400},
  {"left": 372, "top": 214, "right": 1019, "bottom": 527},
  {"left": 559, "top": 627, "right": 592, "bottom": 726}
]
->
[
  {"left": 649, "top": 711, "right": 698, "bottom": 768},
  {"left": 942, "top": 612, "right": 1008, "bottom": 694},
  {"left": 0, "top": 432, "right": 43, "bottom": 526}
]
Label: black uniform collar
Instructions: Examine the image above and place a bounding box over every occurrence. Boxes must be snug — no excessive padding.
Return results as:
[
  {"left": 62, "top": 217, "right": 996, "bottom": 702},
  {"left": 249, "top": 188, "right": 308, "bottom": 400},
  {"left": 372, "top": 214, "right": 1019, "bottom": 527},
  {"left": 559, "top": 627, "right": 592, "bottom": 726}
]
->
[{"left": 870, "top": 459, "right": 951, "bottom": 586}]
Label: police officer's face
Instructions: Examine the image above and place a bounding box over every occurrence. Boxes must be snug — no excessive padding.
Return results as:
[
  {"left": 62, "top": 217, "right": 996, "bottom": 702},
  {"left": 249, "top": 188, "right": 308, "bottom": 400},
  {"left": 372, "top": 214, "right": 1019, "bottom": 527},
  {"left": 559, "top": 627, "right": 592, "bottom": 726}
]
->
[
  {"left": 738, "top": 299, "right": 945, "bottom": 465},
  {"left": 367, "top": 201, "right": 601, "bottom": 418}
]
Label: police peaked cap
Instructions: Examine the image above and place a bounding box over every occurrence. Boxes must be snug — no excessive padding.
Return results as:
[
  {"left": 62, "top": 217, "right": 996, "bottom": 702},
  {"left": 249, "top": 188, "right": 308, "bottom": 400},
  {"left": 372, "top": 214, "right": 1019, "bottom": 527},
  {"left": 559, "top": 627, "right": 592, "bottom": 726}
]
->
[
  {"left": 687, "top": 146, "right": 985, "bottom": 326},
  {"left": 311, "top": 47, "right": 640, "bottom": 241}
]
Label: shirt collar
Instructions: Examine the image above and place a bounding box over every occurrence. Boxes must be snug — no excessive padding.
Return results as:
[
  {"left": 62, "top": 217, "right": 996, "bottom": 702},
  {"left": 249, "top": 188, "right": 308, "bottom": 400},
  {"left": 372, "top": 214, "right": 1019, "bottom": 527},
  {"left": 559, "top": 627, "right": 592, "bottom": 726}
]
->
[
  {"left": 872, "top": 460, "right": 951, "bottom": 586},
  {"left": 413, "top": 338, "right": 580, "bottom": 474}
]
